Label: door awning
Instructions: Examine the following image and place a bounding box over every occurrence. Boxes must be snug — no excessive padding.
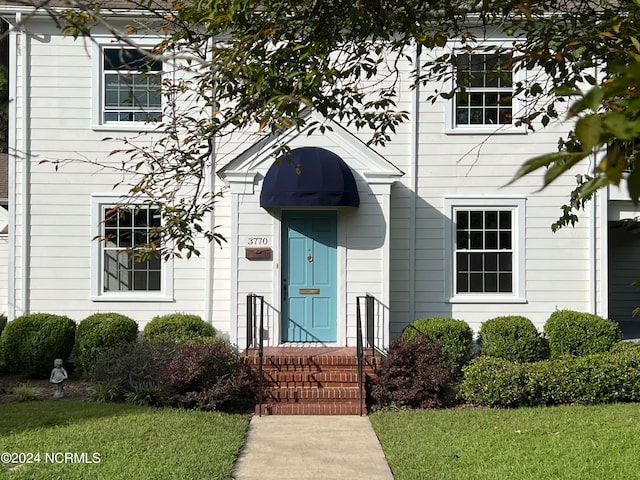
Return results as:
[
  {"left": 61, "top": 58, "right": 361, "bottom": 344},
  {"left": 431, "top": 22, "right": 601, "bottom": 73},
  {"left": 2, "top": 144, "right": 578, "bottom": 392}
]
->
[{"left": 260, "top": 147, "right": 360, "bottom": 208}]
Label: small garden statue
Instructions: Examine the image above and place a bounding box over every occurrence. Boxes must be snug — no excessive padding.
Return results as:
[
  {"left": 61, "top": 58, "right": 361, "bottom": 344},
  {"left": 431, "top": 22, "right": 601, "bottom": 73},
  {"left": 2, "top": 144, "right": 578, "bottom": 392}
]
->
[{"left": 50, "top": 358, "right": 68, "bottom": 399}]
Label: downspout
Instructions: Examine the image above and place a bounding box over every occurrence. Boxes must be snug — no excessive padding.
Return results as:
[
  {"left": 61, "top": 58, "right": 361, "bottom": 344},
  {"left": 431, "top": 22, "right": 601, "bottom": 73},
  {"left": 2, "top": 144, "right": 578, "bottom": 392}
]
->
[
  {"left": 20, "top": 13, "right": 29, "bottom": 316},
  {"left": 409, "top": 44, "right": 420, "bottom": 324},
  {"left": 6, "top": 14, "right": 17, "bottom": 319}
]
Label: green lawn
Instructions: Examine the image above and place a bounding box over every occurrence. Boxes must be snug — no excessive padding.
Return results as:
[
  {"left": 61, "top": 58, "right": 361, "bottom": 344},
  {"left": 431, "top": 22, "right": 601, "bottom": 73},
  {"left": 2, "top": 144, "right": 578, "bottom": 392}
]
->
[
  {"left": 0, "top": 401, "right": 250, "bottom": 480},
  {"left": 370, "top": 403, "right": 640, "bottom": 480}
]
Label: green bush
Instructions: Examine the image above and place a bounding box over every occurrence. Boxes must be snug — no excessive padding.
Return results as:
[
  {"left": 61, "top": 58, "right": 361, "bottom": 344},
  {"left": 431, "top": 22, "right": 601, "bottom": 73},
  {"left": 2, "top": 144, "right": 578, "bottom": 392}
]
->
[
  {"left": 142, "top": 313, "right": 216, "bottom": 345},
  {"left": 478, "top": 315, "right": 546, "bottom": 363},
  {"left": 460, "top": 342, "right": 640, "bottom": 407},
  {"left": 370, "top": 336, "right": 454, "bottom": 410},
  {"left": 73, "top": 313, "right": 139, "bottom": 377},
  {"left": 544, "top": 309, "right": 622, "bottom": 358},
  {"left": 402, "top": 317, "right": 473, "bottom": 378},
  {"left": 0, "top": 313, "right": 76, "bottom": 377},
  {"left": 91, "top": 340, "right": 176, "bottom": 404}
]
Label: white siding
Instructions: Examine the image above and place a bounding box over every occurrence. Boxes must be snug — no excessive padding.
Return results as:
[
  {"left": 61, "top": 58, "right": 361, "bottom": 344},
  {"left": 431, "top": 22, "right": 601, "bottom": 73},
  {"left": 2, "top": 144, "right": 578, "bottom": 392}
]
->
[{"left": 7, "top": 17, "right": 607, "bottom": 346}]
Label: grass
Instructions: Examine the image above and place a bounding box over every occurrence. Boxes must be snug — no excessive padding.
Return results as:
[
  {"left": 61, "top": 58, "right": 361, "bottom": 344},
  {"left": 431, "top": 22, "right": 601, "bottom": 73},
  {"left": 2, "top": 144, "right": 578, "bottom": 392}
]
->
[
  {"left": 0, "top": 401, "right": 250, "bottom": 479},
  {"left": 370, "top": 403, "right": 640, "bottom": 480}
]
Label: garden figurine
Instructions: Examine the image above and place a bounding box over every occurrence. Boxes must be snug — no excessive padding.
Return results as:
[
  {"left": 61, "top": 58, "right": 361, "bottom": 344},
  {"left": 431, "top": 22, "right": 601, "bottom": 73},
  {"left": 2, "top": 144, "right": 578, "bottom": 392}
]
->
[{"left": 50, "top": 358, "right": 68, "bottom": 398}]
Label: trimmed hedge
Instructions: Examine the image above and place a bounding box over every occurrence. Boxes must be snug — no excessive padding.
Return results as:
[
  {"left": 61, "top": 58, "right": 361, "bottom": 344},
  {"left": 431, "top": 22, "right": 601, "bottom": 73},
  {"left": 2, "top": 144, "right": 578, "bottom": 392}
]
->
[
  {"left": 460, "top": 342, "right": 640, "bottom": 407},
  {"left": 73, "top": 313, "right": 139, "bottom": 377},
  {"left": 401, "top": 317, "right": 473, "bottom": 377},
  {"left": 544, "top": 309, "right": 622, "bottom": 358},
  {"left": 370, "top": 336, "right": 454, "bottom": 410},
  {"left": 142, "top": 313, "right": 216, "bottom": 345},
  {"left": 0, "top": 313, "right": 76, "bottom": 377},
  {"left": 478, "top": 315, "right": 546, "bottom": 363}
]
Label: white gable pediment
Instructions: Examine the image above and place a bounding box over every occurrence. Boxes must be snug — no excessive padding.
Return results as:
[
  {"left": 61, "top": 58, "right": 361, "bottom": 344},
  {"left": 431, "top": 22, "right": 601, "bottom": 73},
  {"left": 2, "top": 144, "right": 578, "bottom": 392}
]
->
[{"left": 217, "top": 110, "right": 404, "bottom": 187}]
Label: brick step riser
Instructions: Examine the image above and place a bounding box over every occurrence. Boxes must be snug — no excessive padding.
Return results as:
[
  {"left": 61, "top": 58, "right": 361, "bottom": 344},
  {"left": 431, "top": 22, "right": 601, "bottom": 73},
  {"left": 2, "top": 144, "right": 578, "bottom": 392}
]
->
[
  {"left": 263, "top": 371, "right": 362, "bottom": 381},
  {"left": 256, "top": 401, "right": 366, "bottom": 416},
  {"left": 245, "top": 357, "right": 380, "bottom": 368},
  {"left": 265, "top": 388, "right": 362, "bottom": 401}
]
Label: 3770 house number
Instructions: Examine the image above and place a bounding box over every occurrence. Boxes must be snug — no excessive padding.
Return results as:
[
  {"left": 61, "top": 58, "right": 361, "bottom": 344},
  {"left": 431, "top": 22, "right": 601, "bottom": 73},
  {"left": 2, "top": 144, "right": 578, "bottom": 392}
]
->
[{"left": 247, "top": 237, "right": 269, "bottom": 246}]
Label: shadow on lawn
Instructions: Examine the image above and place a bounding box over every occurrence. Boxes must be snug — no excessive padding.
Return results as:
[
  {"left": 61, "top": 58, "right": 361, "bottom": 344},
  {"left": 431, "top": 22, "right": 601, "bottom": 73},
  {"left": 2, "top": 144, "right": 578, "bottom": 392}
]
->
[{"left": 0, "top": 400, "right": 145, "bottom": 436}]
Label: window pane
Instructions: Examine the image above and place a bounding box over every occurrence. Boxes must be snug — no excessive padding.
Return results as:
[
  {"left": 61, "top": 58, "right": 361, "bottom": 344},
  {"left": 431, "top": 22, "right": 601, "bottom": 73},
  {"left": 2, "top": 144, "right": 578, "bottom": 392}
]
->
[
  {"left": 485, "top": 252, "right": 498, "bottom": 270},
  {"left": 470, "top": 211, "right": 483, "bottom": 229},
  {"left": 485, "top": 211, "right": 497, "bottom": 228},
  {"left": 457, "top": 273, "right": 469, "bottom": 293},
  {"left": 457, "top": 252, "right": 468, "bottom": 270},
  {"left": 469, "top": 273, "right": 483, "bottom": 292},
  {"left": 470, "top": 253, "right": 483, "bottom": 271},
  {"left": 499, "top": 273, "right": 513, "bottom": 292},
  {"left": 470, "top": 231, "right": 483, "bottom": 249},
  {"left": 499, "top": 252, "right": 512, "bottom": 271},
  {"left": 456, "top": 230, "right": 469, "bottom": 249},
  {"left": 499, "top": 231, "right": 512, "bottom": 249},
  {"left": 485, "top": 273, "right": 498, "bottom": 292}
]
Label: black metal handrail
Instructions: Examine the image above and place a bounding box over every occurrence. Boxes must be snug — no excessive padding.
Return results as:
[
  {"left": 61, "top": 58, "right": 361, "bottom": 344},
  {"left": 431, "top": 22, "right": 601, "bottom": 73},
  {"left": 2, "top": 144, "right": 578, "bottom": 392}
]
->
[
  {"left": 356, "top": 294, "right": 379, "bottom": 416},
  {"left": 246, "top": 293, "right": 265, "bottom": 417}
]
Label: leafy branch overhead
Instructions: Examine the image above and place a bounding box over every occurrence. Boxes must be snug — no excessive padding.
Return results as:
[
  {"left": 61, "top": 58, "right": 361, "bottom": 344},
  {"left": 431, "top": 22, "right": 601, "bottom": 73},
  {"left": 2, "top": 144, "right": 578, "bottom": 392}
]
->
[{"left": 22, "top": 0, "right": 640, "bottom": 255}]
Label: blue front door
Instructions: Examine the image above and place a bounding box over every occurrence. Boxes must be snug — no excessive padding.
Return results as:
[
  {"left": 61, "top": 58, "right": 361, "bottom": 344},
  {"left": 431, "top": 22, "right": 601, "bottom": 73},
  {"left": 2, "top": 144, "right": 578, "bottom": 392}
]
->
[{"left": 282, "top": 211, "right": 337, "bottom": 342}]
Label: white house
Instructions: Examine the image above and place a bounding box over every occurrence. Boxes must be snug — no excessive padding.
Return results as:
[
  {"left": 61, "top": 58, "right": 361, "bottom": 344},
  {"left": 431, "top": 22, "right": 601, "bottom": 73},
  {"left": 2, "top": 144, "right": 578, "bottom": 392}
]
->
[{"left": 1, "top": 1, "right": 639, "bottom": 352}]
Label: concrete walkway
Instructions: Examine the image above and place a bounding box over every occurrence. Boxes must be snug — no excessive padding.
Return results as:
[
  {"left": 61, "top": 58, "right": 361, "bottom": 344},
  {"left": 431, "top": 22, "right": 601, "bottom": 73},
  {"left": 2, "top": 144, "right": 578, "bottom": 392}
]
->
[{"left": 233, "top": 415, "right": 395, "bottom": 480}]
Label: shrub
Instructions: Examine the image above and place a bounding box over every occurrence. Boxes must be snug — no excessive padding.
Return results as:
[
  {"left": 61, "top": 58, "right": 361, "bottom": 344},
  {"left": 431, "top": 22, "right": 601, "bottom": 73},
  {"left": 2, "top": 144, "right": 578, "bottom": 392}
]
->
[
  {"left": 73, "top": 313, "right": 138, "bottom": 377},
  {"left": 0, "top": 313, "right": 76, "bottom": 377},
  {"left": 459, "top": 356, "right": 527, "bottom": 407},
  {"left": 91, "top": 340, "right": 176, "bottom": 403},
  {"left": 164, "top": 339, "right": 258, "bottom": 413},
  {"left": 460, "top": 343, "right": 640, "bottom": 407},
  {"left": 478, "top": 315, "right": 546, "bottom": 363},
  {"left": 402, "top": 317, "right": 473, "bottom": 377},
  {"left": 544, "top": 309, "right": 623, "bottom": 358},
  {"left": 142, "top": 313, "right": 216, "bottom": 345},
  {"left": 370, "top": 336, "right": 454, "bottom": 410}
]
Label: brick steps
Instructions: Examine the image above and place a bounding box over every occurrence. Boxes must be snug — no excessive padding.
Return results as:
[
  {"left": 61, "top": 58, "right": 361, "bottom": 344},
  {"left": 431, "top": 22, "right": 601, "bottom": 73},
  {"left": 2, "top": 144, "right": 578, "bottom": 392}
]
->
[{"left": 243, "top": 347, "right": 380, "bottom": 416}]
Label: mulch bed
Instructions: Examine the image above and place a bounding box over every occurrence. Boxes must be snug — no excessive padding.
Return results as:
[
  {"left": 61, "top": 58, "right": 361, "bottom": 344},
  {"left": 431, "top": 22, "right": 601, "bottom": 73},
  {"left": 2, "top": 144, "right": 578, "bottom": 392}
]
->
[{"left": 0, "top": 373, "right": 94, "bottom": 404}]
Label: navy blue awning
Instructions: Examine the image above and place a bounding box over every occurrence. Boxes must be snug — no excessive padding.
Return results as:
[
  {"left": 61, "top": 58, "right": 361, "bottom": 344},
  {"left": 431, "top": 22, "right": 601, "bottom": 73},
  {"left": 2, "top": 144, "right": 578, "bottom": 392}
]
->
[{"left": 260, "top": 147, "right": 360, "bottom": 208}]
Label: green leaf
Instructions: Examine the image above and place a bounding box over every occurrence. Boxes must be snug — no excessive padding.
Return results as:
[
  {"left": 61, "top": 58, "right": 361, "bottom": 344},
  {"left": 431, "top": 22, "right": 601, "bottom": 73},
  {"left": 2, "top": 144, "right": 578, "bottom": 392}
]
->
[
  {"left": 509, "top": 151, "right": 587, "bottom": 187},
  {"left": 569, "top": 87, "right": 603, "bottom": 117},
  {"left": 575, "top": 114, "right": 602, "bottom": 150}
]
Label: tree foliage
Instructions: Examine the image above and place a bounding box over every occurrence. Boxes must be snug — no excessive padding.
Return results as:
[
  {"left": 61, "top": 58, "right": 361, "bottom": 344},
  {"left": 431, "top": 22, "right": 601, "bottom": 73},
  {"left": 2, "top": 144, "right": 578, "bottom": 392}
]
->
[{"left": 10, "top": 0, "right": 640, "bottom": 254}]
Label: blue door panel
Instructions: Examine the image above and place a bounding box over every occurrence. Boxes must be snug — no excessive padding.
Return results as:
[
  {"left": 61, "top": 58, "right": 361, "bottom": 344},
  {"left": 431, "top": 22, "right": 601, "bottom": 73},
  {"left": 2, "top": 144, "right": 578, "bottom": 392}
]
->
[{"left": 282, "top": 211, "right": 337, "bottom": 342}]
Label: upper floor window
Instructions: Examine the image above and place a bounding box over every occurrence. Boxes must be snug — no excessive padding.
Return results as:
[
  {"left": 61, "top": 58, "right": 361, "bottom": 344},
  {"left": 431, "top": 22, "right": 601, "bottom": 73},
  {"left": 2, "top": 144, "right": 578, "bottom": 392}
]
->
[
  {"left": 446, "top": 48, "right": 524, "bottom": 134},
  {"left": 455, "top": 53, "right": 512, "bottom": 126},
  {"left": 94, "top": 45, "right": 163, "bottom": 129}
]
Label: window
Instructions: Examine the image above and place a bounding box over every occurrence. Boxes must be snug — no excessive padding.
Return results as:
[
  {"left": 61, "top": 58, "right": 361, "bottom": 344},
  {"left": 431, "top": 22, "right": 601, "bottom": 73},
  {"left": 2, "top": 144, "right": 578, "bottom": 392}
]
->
[
  {"left": 455, "top": 53, "right": 512, "bottom": 126},
  {"left": 446, "top": 48, "right": 524, "bottom": 133},
  {"left": 95, "top": 45, "right": 163, "bottom": 128},
  {"left": 91, "top": 196, "right": 173, "bottom": 301},
  {"left": 444, "top": 197, "right": 526, "bottom": 303}
]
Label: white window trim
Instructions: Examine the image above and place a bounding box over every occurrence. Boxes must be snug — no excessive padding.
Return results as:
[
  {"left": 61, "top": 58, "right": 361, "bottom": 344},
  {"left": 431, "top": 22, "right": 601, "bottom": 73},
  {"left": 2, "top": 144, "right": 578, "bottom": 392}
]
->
[
  {"left": 443, "top": 196, "right": 527, "bottom": 304},
  {"left": 444, "top": 41, "right": 528, "bottom": 135},
  {"left": 90, "top": 194, "right": 174, "bottom": 302},
  {"left": 91, "top": 38, "right": 165, "bottom": 132}
]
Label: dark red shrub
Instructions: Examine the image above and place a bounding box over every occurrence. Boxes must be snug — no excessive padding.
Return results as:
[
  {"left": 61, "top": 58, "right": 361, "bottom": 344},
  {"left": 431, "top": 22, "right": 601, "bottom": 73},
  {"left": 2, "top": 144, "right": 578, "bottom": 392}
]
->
[
  {"left": 164, "top": 339, "right": 258, "bottom": 412},
  {"left": 370, "top": 336, "right": 454, "bottom": 409}
]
